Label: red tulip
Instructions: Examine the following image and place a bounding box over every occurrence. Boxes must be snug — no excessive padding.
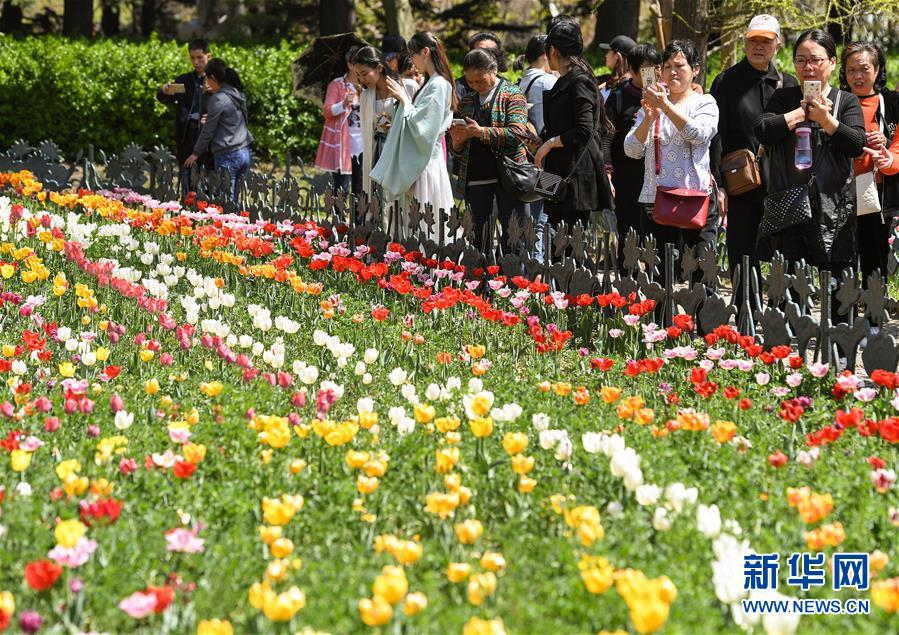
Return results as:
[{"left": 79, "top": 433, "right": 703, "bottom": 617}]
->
[
  {"left": 768, "top": 450, "right": 788, "bottom": 468},
  {"left": 24, "top": 559, "right": 62, "bottom": 591}
]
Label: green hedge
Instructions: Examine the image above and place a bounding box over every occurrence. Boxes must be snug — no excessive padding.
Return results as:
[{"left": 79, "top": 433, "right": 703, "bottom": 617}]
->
[{"left": 0, "top": 35, "right": 322, "bottom": 161}]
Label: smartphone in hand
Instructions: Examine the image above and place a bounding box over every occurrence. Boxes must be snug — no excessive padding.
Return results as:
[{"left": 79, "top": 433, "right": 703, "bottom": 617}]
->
[
  {"left": 640, "top": 66, "right": 658, "bottom": 90},
  {"left": 170, "top": 83, "right": 186, "bottom": 94},
  {"left": 802, "top": 80, "right": 822, "bottom": 102},
  {"left": 451, "top": 118, "right": 467, "bottom": 127}
]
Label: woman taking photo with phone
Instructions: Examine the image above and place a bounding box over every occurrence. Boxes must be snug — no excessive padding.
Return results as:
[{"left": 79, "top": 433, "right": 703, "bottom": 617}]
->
[
  {"left": 370, "top": 32, "right": 457, "bottom": 238},
  {"left": 756, "top": 29, "right": 865, "bottom": 313},
  {"left": 623, "top": 39, "right": 720, "bottom": 282}
]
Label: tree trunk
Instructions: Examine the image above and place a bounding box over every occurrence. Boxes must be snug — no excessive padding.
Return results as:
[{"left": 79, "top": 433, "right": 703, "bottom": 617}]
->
[
  {"left": 140, "top": 0, "right": 155, "bottom": 36},
  {"left": 101, "top": 0, "right": 120, "bottom": 35},
  {"left": 383, "top": 0, "right": 414, "bottom": 39},
  {"left": 590, "top": 0, "right": 639, "bottom": 50},
  {"left": 671, "top": 0, "right": 709, "bottom": 84},
  {"left": 63, "top": 0, "right": 94, "bottom": 36},
  {"left": 197, "top": 0, "right": 216, "bottom": 29},
  {"left": 0, "top": 0, "right": 24, "bottom": 32},
  {"left": 319, "top": 0, "right": 354, "bottom": 36}
]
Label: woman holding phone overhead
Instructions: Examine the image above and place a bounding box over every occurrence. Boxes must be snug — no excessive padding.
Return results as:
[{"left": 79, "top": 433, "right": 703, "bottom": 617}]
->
[
  {"left": 755, "top": 29, "right": 865, "bottom": 305},
  {"left": 370, "top": 32, "right": 457, "bottom": 238}
]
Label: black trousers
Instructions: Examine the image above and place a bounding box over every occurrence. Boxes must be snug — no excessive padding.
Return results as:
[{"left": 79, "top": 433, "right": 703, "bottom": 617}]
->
[
  {"left": 857, "top": 212, "right": 890, "bottom": 287},
  {"left": 725, "top": 187, "right": 766, "bottom": 307}
]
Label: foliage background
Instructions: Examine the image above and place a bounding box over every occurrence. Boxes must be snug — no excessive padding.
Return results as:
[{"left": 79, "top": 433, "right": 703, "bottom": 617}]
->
[{"left": 0, "top": 35, "right": 321, "bottom": 162}]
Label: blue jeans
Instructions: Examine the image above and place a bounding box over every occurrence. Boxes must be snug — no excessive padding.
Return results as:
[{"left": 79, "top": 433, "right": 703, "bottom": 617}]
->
[
  {"left": 529, "top": 199, "right": 548, "bottom": 261},
  {"left": 215, "top": 146, "right": 251, "bottom": 200}
]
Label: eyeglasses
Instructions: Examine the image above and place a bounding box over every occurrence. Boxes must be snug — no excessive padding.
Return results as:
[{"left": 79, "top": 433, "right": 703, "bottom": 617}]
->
[{"left": 794, "top": 57, "right": 829, "bottom": 67}]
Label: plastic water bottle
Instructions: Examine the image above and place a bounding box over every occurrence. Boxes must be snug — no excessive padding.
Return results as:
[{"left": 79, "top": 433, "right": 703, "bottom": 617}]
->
[{"left": 795, "top": 124, "right": 813, "bottom": 170}]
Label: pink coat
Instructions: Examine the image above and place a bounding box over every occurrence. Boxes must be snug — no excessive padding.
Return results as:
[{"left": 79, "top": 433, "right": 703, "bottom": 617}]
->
[{"left": 315, "top": 75, "right": 353, "bottom": 173}]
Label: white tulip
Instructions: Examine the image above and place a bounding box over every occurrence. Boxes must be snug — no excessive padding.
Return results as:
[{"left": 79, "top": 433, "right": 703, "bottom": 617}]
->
[
  {"left": 531, "top": 412, "right": 550, "bottom": 432},
  {"left": 554, "top": 437, "right": 573, "bottom": 462},
  {"left": 363, "top": 348, "right": 379, "bottom": 364},
  {"left": 388, "top": 367, "right": 407, "bottom": 386},
  {"left": 362, "top": 373, "right": 373, "bottom": 385},
  {"left": 81, "top": 351, "right": 96, "bottom": 367},
  {"left": 354, "top": 361, "right": 367, "bottom": 376},
  {"left": 425, "top": 383, "right": 441, "bottom": 401},
  {"left": 697, "top": 504, "right": 722, "bottom": 539},
  {"left": 652, "top": 507, "right": 672, "bottom": 531},
  {"left": 582, "top": 432, "right": 602, "bottom": 453},
  {"left": 446, "top": 376, "right": 461, "bottom": 391},
  {"left": 114, "top": 410, "right": 134, "bottom": 430},
  {"left": 636, "top": 484, "right": 662, "bottom": 506},
  {"left": 313, "top": 330, "right": 329, "bottom": 346},
  {"left": 467, "top": 377, "right": 483, "bottom": 393},
  {"left": 622, "top": 468, "right": 644, "bottom": 491},
  {"left": 299, "top": 366, "right": 319, "bottom": 385},
  {"left": 357, "top": 397, "right": 374, "bottom": 414}
]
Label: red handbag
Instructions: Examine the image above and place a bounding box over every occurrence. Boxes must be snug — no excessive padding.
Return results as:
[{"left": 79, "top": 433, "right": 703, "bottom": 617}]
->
[{"left": 651, "top": 118, "right": 710, "bottom": 230}]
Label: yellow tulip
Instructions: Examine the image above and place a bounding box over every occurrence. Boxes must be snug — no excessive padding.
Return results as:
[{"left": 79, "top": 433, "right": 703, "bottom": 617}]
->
[
  {"left": 55, "top": 519, "right": 87, "bottom": 548},
  {"left": 372, "top": 565, "right": 408, "bottom": 605},
  {"left": 454, "top": 519, "right": 483, "bottom": 544},
  {"left": 447, "top": 562, "right": 472, "bottom": 583},
  {"left": 10, "top": 449, "right": 31, "bottom": 472},
  {"left": 197, "top": 618, "right": 233, "bottom": 635},
  {"left": 403, "top": 591, "right": 428, "bottom": 616},
  {"left": 270, "top": 538, "right": 294, "bottom": 559},
  {"left": 359, "top": 595, "right": 392, "bottom": 626},
  {"left": 469, "top": 416, "right": 494, "bottom": 438},
  {"left": 58, "top": 361, "right": 75, "bottom": 378},
  {"left": 502, "top": 432, "right": 528, "bottom": 455}
]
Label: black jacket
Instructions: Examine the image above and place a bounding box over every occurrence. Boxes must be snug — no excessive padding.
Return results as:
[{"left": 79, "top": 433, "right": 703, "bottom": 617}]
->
[
  {"left": 605, "top": 78, "right": 645, "bottom": 201},
  {"left": 710, "top": 58, "right": 798, "bottom": 189},
  {"left": 157, "top": 71, "right": 208, "bottom": 160},
  {"left": 756, "top": 86, "right": 866, "bottom": 264},
  {"left": 541, "top": 68, "right": 614, "bottom": 221}
]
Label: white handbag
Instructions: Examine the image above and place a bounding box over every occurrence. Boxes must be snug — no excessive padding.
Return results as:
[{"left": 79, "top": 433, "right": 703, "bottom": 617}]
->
[{"left": 856, "top": 169, "right": 882, "bottom": 215}]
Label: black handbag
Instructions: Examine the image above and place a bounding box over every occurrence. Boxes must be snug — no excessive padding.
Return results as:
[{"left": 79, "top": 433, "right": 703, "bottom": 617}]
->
[
  {"left": 477, "top": 78, "right": 542, "bottom": 203},
  {"left": 534, "top": 115, "right": 602, "bottom": 203},
  {"left": 496, "top": 153, "right": 542, "bottom": 202},
  {"left": 758, "top": 180, "right": 814, "bottom": 238}
]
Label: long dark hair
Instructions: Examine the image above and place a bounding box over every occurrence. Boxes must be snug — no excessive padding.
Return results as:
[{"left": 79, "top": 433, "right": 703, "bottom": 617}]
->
[
  {"left": 408, "top": 31, "right": 458, "bottom": 111},
  {"left": 351, "top": 46, "right": 398, "bottom": 81},
  {"left": 545, "top": 20, "right": 613, "bottom": 135},
  {"left": 840, "top": 41, "right": 887, "bottom": 94}
]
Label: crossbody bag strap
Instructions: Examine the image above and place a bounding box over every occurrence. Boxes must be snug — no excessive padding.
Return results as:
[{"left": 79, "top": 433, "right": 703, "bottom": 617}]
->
[
  {"left": 562, "top": 113, "right": 602, "bottom": 184},
  {"left": 523, "top": 73, "right": 542, "bottom": 101}
]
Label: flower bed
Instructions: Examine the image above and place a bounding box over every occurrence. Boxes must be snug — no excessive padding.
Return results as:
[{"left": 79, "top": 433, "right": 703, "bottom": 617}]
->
[{"left": 0, "top": 171, "right": 897, "bottom": 634}]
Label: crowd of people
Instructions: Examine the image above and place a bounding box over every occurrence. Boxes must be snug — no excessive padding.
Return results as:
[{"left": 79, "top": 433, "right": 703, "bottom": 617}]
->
[{"left": 157, "top": 15, "right": 899, "bottom": 311}]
